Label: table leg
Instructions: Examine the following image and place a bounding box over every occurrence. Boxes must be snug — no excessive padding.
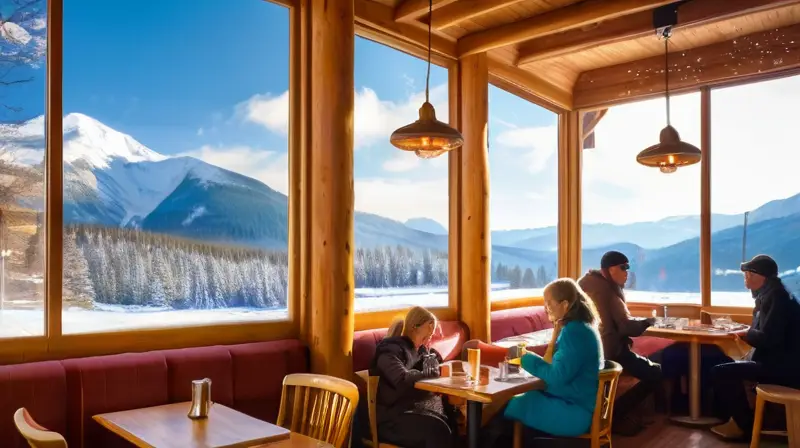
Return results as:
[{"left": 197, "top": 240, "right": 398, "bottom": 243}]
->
[
  {"left": 467, "top": 400, "right": 483, "bottom": 448},
  {"left": 670, "top": 341, "right": 722, "bottom": 426}
]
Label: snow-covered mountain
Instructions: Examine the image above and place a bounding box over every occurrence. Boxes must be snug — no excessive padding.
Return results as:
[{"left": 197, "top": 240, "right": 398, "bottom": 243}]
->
[
  {"left": 4, "top": 113, "right": 290, "bottom": 247},
  {"left": 4, "top": 113, "right": 450, "bottom": 250}
]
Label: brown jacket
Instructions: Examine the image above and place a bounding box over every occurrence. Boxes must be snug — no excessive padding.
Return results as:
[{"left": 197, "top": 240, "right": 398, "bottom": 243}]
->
[{"left": 578, "top": 270, "right": 651, "bottom": 359}]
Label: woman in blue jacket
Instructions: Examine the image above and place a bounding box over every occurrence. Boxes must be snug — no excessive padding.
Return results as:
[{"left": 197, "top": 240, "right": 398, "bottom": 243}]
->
[{"left": 482, "top": 277, "right": 604, "bottom": 447}]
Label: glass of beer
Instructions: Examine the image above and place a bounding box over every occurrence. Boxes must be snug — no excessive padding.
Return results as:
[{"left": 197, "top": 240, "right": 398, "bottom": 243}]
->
[{"left": 466, "top": 348, "right": 481, "bottom": 383}]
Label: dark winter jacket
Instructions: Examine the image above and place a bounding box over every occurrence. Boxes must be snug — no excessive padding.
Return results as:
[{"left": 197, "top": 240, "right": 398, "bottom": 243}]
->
[
  {"left": 744, "top": 277, "right": 800, "bottom": 378},
  {"left": 368, "top": 336, "right": 449, "bottom": 425},
  {"left": 578, "top": 270, "right": 652, "bottom": 359}
]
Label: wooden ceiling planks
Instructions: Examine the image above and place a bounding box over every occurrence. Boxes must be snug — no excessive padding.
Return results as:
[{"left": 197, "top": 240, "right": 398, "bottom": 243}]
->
[
  {"left": 354, "top": 0, "right": 800, "bottom": 109},
  {"left": 573, "top": 22, "right": 800, "bottom": 108},
  {"left": 456, "top": 0, "right": 676, "bottom": 57},
  {"left": 516, "top": 0, "right": 800, "bottom": 66}
]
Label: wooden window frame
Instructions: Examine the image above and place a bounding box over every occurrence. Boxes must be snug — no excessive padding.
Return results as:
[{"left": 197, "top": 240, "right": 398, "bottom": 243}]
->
[{"left": 0, "top": 0, "right": 299, "bottom": 365}]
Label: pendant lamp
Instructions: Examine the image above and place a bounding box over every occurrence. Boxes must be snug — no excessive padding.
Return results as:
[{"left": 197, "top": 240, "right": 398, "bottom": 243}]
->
[
  {"left": 635, "top": 27, "right": 701, "bottom": 173},
  {"left": 390, "top": 0, "right": 463, "bottom": 158}
]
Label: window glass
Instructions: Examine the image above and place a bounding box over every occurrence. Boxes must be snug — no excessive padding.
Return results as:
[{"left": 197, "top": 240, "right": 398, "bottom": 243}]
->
[
  {"left": 62, "top": 0, "right": 290, "bottom": 333},
  {"left": 582, "top": 92, "right": 701, "bottom": 303},
  {"left": 489, "top": 86, "right": 558, "bottom": 301},
  {"left": 711, "top": 76, "right": 800, "bottom": 306},
  {"left": 353, "top": 37, "right": 449, "bottom": 312},
  {"left": 0, "top": 0, "right": 47, "bottom": 337}
]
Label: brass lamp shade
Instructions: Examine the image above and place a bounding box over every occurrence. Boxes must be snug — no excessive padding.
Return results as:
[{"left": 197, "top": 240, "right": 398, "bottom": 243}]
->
[
  {"left": 390, "top": 102, "right": 464, "bottom": 156},
  {"left": 636, "top": 125, "right": 701, "bottom": 174}
]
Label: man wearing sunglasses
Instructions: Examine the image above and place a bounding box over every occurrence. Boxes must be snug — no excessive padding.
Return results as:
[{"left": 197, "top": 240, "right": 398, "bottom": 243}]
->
[{"left": 579, "top": 250, "right": 660, "bottom": 434}]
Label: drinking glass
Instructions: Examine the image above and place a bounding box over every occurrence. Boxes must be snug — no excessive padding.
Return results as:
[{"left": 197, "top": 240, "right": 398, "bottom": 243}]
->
[
  {"left": 466, "top": 348, "right": 481, "bottom": 382},
  {"left": 422, "top": 353, "right": 438, "bottom": 377}
]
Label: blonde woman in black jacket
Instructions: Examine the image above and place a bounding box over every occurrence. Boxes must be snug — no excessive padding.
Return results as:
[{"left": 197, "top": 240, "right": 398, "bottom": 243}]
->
[{"left": 368, "top": 306, "right": 456, "bottom": 448}]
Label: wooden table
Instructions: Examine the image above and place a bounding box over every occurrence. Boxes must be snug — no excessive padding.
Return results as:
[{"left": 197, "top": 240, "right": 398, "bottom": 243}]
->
[
  {"left": 416, "top": 362, "right": 543, "bottom": 448},
  {"left": 94, "top": 402, "right": 293, "bottom": 448},
  {"left": 645, "top": 322, "right": 749, "bottom": 427}
]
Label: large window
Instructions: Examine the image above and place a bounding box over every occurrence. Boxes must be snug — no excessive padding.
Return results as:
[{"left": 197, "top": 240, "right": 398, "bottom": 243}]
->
[
  {"left": 711, "top": 75, "right": 800, "bottom": 307},
  {"left": 61, "top": 0, "right": 290, "bottom": 333},
  {"left": 0, "top": 0, "right": 46, "bottom": 338},
  {"left": 488, "top": 86, "right": 558, "bottom": 301},
  {"left": 581, "top": 93, "right": 701, "bottom": 303},
  {"left": 352, "top": 38, "right": 449, "bottom": 312}
]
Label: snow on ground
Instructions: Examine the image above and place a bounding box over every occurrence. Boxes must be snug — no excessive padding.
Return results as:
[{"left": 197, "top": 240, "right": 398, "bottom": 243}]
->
[{"left": 0, "top": 287, "right": 755, "bottom": 338}]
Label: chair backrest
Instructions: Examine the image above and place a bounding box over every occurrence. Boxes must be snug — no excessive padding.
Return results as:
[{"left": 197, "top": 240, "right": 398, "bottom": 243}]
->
[
  {"left": 13, "top": 408, "right": 68, "bottom": 448},
  {"left": 276, "top": 373, "right": 360, "bottom": 448},
  {"left": 589, "top": 360, "right": 623, "bottom": 440},
  {"left": 355, "top": 370, "right": 380, "bottom": 447}
]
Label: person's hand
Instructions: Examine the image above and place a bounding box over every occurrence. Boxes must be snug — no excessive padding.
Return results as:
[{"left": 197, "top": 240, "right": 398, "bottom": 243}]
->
[{"left": 645, "top": 317, "right": 657, "bottom": 326}]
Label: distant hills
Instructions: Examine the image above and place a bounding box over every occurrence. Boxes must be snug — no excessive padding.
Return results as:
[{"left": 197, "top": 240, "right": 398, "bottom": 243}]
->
[{"left": 7, "top": 113, "right": 800, "bottom": 294}]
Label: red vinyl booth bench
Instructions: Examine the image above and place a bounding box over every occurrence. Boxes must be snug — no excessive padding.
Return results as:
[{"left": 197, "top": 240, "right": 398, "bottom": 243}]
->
[
  {"left": 491, "top": 306, "right": 675, "bottom": 358},
  {"left": 352, "top": 320, "right": 470, "bottom": 372},
  {"left": 0, "top": 339, "right": 308, "bottom": 448}
]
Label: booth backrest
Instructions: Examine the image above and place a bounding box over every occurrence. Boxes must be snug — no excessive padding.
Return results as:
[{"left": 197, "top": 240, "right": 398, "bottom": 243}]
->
[
  {"left": 0, "top": 339, "right": 308, "bottom": 448},
  {"left": 352, "top": 320, "right": 469, "bottom": 372},
  {"left": 490, "top": 306, "right": 552, "bottom": 342}
]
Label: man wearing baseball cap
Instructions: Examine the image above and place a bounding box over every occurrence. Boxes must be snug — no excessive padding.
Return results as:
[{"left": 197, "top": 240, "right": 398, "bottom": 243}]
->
[
  {"left": 579, "top": 250, "right": 660, "bottom": 434},
  {"left": 710, "top": 254, "right": 800, "bottom": 440}
]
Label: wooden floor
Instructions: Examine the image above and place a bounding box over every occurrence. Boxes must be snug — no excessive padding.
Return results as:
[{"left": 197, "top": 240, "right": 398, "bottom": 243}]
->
[{"left": 614, "top": 417, "right": 788, "bottom": 448}]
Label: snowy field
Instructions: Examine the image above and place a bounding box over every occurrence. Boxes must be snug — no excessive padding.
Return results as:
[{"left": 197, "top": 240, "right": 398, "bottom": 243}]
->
[{"left": 0, "top": 286, "right": 755, "bottom": 338}]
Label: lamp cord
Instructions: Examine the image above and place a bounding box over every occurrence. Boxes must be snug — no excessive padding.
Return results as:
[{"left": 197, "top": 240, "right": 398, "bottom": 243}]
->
[
  {"left": 426, "top": 0, "right": 432, "bottom": 103},
  {"left": 663, "top": 29, "right": 671, "bottom": 126}
]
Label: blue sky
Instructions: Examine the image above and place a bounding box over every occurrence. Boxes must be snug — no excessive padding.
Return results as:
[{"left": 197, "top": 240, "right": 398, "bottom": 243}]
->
[{"left": 10, "top": 0, "right": 795, "bottom": 232}]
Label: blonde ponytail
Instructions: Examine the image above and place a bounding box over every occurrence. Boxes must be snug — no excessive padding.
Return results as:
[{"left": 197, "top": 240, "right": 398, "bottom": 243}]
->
[
  {"left": 387, "top": 318, "right": 404, "bottom": 338},
  {"left": 385, "top": 306, "right": 437, "bottom": 339}
]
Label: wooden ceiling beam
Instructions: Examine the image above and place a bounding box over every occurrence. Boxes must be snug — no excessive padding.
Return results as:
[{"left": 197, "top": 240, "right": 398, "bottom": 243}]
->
[
  {"left": 429, "top": 0, "right": 527, "bottom": 30},
  {"left": 516, "top": 0, "right": 800, "bottom": 66},
  {"left": 487, "top": 58, "right": 572, "bottom": 111},
  {"left": 394, "top": 0, "right": 458, "bottom": 23},
  {"left": 457, "top": 0, "right": 675, "bottom": 57},
  {"left": 573, "top": 22, "right": 800, "bottom": 109},
  {"left": 355, "top": 0, "right": 457, "bottom": 60}
]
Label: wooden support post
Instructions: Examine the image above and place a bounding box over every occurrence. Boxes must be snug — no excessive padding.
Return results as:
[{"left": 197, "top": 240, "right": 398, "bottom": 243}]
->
[
  {"left": 700, "top": 87, "right": 711, "bottom": 307},
  {"left": 558, "top": 111, "right": 581, "bottom": 280},
  {"left": 458, "top": 53, "right": 490, "bottom": 342},
  {"left": 305, "top": 0, "right": 355, "bottom": 378}
]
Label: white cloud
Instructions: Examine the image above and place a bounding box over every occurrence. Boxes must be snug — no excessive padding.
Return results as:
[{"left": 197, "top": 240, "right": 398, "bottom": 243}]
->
[
  {"left": 494, "top": 124, "right": 558, "bottom": 173},
  {"left": 240, "top": 84, "right": 449, "bottom": 150},
  {"left": 225, "top": 75, "right": 800, "bottom": 231},
  {"left": 177, "top": 145, "right": 289, "bottom": 195},
  {"left": 381, "top": 151, "right": 420, "bottom": 172},
  {"left": 241, "top": 91, "right": 289, "bottom": 135}
]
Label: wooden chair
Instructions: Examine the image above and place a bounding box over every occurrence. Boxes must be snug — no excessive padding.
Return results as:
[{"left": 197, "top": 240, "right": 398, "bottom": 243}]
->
[
  {"left": 355, "top": 370, "right": 402, "bottom": 448},
  {"left": 276, "top": 373, "right": 360, "bottom": 448},
  {"left": 13, "top": 408, "right": 68, "bottom": 448},
  {"left": 750, "top": 384, "right": 800, "bottom": 447},
  {"left": 514, "top": 360, "right": 623, "bottom": 448}
]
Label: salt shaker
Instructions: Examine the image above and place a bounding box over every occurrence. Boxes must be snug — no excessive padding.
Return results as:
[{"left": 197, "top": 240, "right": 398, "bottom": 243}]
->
[{"left": 498, "top": 360, "right": 509, "bottom": 380}]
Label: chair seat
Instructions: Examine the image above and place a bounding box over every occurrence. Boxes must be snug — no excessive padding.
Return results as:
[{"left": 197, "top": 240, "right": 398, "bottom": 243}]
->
[{"left": 756, "top": 384, "right": 800, "bottom": 405}]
